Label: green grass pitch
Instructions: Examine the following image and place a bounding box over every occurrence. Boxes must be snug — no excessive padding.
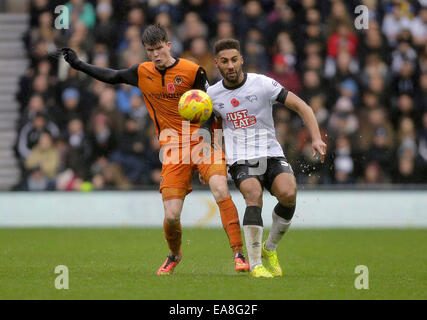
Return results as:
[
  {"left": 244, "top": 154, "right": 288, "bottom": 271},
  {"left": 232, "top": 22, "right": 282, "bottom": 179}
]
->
[{"left": 0, "top": 228, "right": 426, "bottom": 300}]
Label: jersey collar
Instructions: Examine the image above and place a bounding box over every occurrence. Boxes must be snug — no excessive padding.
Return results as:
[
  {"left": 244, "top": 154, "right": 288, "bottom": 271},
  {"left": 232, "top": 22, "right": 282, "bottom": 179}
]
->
[
  {"left": 222, "top": 72, "right": 247, "bottom": 90},
  {"left": 155, "top": 58, "right": 180, "bottom": 74}
]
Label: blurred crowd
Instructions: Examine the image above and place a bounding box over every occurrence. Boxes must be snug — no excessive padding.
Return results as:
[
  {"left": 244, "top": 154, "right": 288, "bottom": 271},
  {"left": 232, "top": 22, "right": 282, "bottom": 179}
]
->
[{"left": 13, "top": 0, "right": 427, "bottom": 191}]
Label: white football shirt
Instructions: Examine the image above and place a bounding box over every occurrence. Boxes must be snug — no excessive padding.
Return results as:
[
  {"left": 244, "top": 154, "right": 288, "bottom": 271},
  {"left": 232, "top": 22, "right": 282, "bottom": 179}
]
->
[{"left": 207, "top": 73, "right": 286, "bottom": 165}]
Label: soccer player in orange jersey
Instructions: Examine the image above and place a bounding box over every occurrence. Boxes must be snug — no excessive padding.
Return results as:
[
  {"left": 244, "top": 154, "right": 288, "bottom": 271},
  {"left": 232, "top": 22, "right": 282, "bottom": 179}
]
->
[{"left": 61, "top": 25, "right": 249, "bottom": 275}]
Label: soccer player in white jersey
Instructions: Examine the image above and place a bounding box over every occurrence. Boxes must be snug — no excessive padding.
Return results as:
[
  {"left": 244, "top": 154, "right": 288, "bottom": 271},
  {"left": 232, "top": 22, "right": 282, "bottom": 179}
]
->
[{"left": 205, "top": 39, "right": 327, "bottom": 278}]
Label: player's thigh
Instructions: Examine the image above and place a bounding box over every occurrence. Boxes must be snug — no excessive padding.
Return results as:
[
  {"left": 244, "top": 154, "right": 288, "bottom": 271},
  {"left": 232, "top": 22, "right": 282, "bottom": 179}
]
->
[
  {"left": 239, "top": 178, "right": 263, "bottom": 207},
  {"left": 229, "top": 162, "right": 264, "bottom": 207},
  {"left": 198, "top": 161, "right": 229, "bottom": 201},
  {"left": 270, "top": 173, "right": 297, "bottom": 205}
]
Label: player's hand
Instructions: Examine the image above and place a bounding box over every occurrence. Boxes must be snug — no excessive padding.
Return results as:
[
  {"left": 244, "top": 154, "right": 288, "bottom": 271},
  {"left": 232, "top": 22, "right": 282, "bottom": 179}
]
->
[
  {"left": 61, "top": 47, "right": 81, "bottom": 69},
  {"left": 312, "top": 138, "right": 327, "bottom": 163},
  {"left": 199, "top": 173, "right": 208, "bottom": 186}
]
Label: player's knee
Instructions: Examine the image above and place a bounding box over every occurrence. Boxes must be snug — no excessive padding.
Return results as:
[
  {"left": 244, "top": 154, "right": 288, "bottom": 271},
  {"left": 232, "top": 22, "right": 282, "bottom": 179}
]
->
[
  {"left": 164, "top": 206, "right": 181, "bottom": 225},
  {"left": 210, "top": 181, "right": 230, "bottom": 201},
  {"left": 164, "top": 214, "right": 180, "bottom": 226},
  {"left": 277, "top": 185, "right": 297, "bottom": 207},
  {"left": 243, "top": 188, "right": 263, "bottom": 207}
]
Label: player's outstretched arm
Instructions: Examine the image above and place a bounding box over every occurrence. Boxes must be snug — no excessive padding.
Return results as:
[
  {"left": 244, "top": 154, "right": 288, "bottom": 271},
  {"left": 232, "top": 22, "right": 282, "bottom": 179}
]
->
[
  {"left": 284, "top": 91, "right": 327, "bottom": 162},
  {"left": 61, "top": 48, "right": 138, "bottom": 86}
]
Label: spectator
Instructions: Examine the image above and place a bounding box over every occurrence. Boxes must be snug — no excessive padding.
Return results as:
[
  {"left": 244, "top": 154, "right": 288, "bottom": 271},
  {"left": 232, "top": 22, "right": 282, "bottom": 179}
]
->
[
  {"left": 391, "top": 39, "right": 417, "bottom": 74},
  {"left": 116, "top": 84, "right": 143, "bottom": 115},
  {"left": 358, "top": 107, "right": 395, "bottom": 153},
  {"left": 242, "top": 29, "right": 270, "bottom": 73},
  {"left": 366, "top": 127, "right": 395, "bottom": 178},
  {"left": 29, "top": 0, "right": 51, "bottom": 28},
  {"left": 327, "top": 22, "right": 359, "bottom": 59},
  {"left": 416, "top": 112, "right": 427, "bottom": 174},
  {"left": 309, "top": 94, "right": 329, "bottom": 129},
  {"left": 154, "top": 12, "right": 183, "bottom": 57},
  {"left": 17, "top": 112, "right": 60, "bottom": 160},
  {"left": 359, "top": 20, "right": 391, "bottom": 66},
  {"left": 268, "top": 3, "right": 298, "bottom": 44},
  {"left": 144, "top": 133, "right": 162, "bottom": 185},
  {"left": 392, "top": 154, "right": 420, "bottom": 184},
  {"left": 93, "top": 1, "right": 118, "bottom": 51},
  {"left": 391, "top": 94, "right": 418, "bottom": 128},
  {"left": 52, "top": 87, "right": 87, "bottom": 130},
  {"left": 274, "top": 32, "right": 297, "bottom": 71},
  {"left": 268, "top": 54, "right": 301, "bottom": 95},
  {"left": 66, "top": 0, "right": 96, "bottom": 29},
  {"left": 148, "top": 0, "right": 181, "bottom": 23},
  {"left": 410, "top": 6, "right": 427, "bottom": 47},
  {"left": 327, "top": 97, "right": 359, "bottom": 139},
  {"left": 129, "top": 94, "right": 148, "bottom": 128},
  {"left": 19, "top": 166, "right": 56, "bottom": 191},
  {"left": 414, "top": 72, "right": 427, "bottom": 110},
  {"left": 19, "top": 94, "right": 46, "bottom": 129},
  {"left": 210, "top": 20, "right": 235, "bottom": 49},
  {"left": 360, "top": 53, "right": 390, "bottom": 90},
  {"left": 397, "top": 117, "right": 417, "bottom": 158},
  {"left": 177, "top": 11, "right": 208, "bottom": 47},
  {"left": 382, "top": 4, "right": 412, "bottom": 47},
  {"left": 25, "top": 132, "right": 60, "bottom": 179},
  {"left": 237, "top": 0, "right": 269, "bottom": 39},
  {"left": 92, "top": 87, "right": 125, "bottom": 133},
  {"left": 333, "top": 135, "right": 355, "bottom": 184},
  {"left": 182, "top": 37, "right": 216, "bottom": 82},
  {"left": 363, "top": 161, "right": 384, "bottom": 184},
  {"left": 64, "top": 118, "right": 92, "bottom": 178},
  {"left": 299, "top": 69, "right": 324, "bottom": 103},
  {"left": 87, "top": 113, "right": 117, "bottom": 162},
  {"left": 110, "top": 117, "right": 149, "bottom": 183}
]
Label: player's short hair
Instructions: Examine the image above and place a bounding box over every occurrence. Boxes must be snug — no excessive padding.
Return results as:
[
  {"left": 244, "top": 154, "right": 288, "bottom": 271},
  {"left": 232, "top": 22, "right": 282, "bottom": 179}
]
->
[
  {"left": 214, "top": 39, "right": 241, "bottom": 55},
  {"left": 142, "top": 24, "right": 169, "bottom": 46}
]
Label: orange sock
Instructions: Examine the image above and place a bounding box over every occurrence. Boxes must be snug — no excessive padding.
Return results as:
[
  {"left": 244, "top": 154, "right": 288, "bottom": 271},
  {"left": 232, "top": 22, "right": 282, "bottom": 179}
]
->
[
  {"left": 217, "top": 196, "right": 243, "bottom": 254},
  {"left": 163, "top": 219, "right": 182, "bottom": 256}
]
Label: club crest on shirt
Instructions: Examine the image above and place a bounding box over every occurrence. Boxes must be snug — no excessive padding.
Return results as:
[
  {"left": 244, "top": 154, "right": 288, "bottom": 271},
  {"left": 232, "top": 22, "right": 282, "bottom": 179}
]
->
[
  {"left": 246, "top": 95, "right": 257, "bottom": 102},
  {"left": 174, "top": 75, "right": 183, "bottom": 85}
]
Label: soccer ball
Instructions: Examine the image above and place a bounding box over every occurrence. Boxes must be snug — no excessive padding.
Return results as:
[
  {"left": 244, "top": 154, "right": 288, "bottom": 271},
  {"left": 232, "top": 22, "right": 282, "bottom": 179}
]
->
[{"left": 178, "top": 89, "right": 213, "bottom": 124}]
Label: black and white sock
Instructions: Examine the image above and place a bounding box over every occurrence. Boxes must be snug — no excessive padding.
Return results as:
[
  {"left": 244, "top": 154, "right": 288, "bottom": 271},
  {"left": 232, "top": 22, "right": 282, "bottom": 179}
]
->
[{"left": 242, "top": 206, "right": 263, "bottom": 271}]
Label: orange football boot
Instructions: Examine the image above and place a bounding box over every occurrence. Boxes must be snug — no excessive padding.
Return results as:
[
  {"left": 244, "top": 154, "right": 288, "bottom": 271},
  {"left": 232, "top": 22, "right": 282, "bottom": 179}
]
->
[
  {"left": 157, "top": 253, "right": 182, "bottom": 275},
  {"left": 234, "top": 252, "right": 250, "bottom": 273}
]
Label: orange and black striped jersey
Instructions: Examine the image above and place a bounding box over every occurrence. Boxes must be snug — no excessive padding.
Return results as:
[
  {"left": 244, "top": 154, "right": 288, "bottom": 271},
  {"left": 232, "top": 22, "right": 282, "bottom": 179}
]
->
[{"left": 137, "top": 58, "right": 208, "bottom": 143}]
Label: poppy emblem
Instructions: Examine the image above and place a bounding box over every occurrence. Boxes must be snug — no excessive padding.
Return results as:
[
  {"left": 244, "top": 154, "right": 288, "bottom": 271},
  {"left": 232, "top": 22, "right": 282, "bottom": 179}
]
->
[
  {"left": 231, "top": 98, "right": 240, "bottom": 107},
  {"left": 167, "top": 83, "right": 175, "bottom": 93}
]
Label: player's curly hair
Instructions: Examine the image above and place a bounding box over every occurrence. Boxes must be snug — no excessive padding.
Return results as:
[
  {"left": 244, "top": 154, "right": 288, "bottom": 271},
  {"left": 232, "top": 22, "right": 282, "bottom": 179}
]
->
[
  {"left": 142, "top": 24, "right": 169, "bottom": 46},
  {"left": 213, "top": 39, "right": 241, "bottom": 55}
]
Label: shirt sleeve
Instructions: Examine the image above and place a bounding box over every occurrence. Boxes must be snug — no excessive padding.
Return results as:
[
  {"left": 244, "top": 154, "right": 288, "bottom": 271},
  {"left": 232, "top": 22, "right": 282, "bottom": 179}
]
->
[
  {"left": 76, "top": 62, "right": 139, "bottom": 86},
  {"left": 192, "top": 67, "right": 209, "bottom": 92},
  {"left": 261, "top": 75, "right": 288, "bottom": 104}
]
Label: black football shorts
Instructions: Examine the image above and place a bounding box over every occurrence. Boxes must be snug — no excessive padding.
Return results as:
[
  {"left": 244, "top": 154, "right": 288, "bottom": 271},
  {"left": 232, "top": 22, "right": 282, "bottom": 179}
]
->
[{"left": 228, "top": 156, "right": 294, "bottom": 193}]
